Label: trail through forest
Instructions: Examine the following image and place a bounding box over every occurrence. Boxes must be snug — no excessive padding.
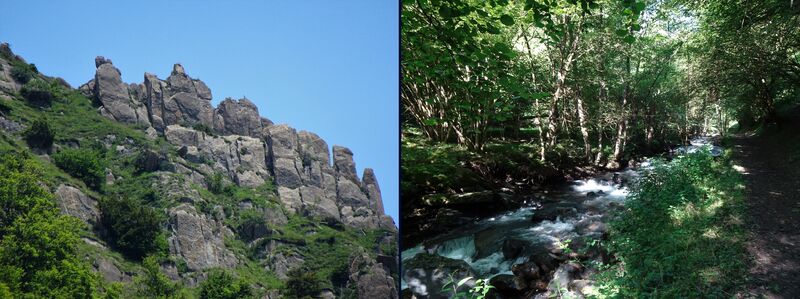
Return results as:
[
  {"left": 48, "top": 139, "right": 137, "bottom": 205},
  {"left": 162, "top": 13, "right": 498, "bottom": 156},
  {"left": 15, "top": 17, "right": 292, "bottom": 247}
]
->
[{"left": 733, "top": 113, "right": 800, "bottom": 298}]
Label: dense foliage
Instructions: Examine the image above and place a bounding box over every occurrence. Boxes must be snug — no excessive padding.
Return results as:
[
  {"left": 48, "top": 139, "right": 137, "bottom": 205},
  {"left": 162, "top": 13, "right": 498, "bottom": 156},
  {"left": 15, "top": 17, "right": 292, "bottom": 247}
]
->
[
  {"left": 99, "top": 196, "right": 166, "bottom": 260},
  {"left": 206, "top": 172, "right": 225, "bottom": 194},
  {"left": 402, "top": 0, "right": 799, "bottom": 171},
  {"left": 235, "top": 209, "right": 269, "bottom": 242},
  {"left": 135, "top": 256, "right": 180, "bottom": 298},
  {"left": 198, "top": 269, "right": 252, "bottom": 299},
  {"left": 9, "top": 60, "right": 36, "bottom": 84},
  {"left": 284, "top": 267, "right": 325, "bottom": 299},
  {"left": 599, "top": 150, "right": 746, "bottom": 297},
  {"left": 0, "top": 153, "right": 100, "bottom": 298},
  {"left": 53, "top": 148, "right": 106, "bottom": 190},
  {"left": 22, "top": 118, "right": 54, "bottom": 149}
]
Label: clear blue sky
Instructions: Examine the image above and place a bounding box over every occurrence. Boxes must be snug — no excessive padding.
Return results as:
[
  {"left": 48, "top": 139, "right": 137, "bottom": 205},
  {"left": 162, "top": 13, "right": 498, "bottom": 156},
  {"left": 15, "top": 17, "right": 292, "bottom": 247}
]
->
[{"left": 0, "top": 0, "right": 399, "bottom": 223}]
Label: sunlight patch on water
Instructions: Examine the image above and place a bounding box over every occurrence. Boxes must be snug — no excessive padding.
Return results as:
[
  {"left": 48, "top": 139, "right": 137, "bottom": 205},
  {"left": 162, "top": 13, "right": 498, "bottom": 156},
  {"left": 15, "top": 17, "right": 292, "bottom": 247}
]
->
[{"left": 485, "top": 207, "right": 534, "bottom": 223}]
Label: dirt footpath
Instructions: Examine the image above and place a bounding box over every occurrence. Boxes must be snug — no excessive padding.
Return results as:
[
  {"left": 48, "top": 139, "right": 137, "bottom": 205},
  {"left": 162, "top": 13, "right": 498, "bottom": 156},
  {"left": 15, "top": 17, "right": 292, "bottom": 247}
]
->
[{"left": 732, "top": 122, "right": 800, "bottom": 298}]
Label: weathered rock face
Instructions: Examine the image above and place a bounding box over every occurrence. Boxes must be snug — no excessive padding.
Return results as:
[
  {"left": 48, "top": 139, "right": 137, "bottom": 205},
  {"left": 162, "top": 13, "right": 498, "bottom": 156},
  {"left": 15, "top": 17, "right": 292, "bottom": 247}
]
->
[
  {"left": 54, "top": 184, "right": 100, "bottom": 225},
  {"left": 333, "top": 146, "right": 358, "bottom": 181},
  {"left": 214, "top": 98, "right": 263, "bottom": 137},
  {"left": 267, "top": 125, "right": 304, "bottom": 189},
  {"left": 331, "top": 145, "right": 393, "bottom": 230},
  {"left": 0, "top": 43, "right": 23, "bottom": 93},
  {"left": 267, "top": 126, "right": 343, "bottom": 222},
  {"left": 165, "top": 125, "right": 271, "bottom": 187},
  {"left": 270, "top": 252, "right": 305, "bottom": 280},
  {"left": 357, "top": 263, "right": 398, "bottom": 299},
  {"left": 362, "top": 168, "right": 384, "bottom": 215},
  {"left": 349, "top": 251, "right": 399, "bottom": 299},
  {"left": 93, "top": 257, "right": 132, "bottom": 283},
  {"left": 92, "top": 57, "right": 150, "bottom": 126},
  {"left": 167, "top": 204, "right": 237, "bottom": 271}
]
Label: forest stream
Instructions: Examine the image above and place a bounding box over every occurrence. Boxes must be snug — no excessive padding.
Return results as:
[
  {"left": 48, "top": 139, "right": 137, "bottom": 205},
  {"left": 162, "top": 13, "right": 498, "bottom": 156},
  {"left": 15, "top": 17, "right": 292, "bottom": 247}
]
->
[{"left": 401, "top": 137, "right": 723, "bottom": 298}]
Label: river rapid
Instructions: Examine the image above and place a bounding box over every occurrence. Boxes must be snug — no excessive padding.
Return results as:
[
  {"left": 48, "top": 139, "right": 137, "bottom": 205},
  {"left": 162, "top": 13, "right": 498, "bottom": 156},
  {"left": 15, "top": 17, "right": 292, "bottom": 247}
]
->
[{"left": 401, "top": 137, "right": 721, "bottom": 298}]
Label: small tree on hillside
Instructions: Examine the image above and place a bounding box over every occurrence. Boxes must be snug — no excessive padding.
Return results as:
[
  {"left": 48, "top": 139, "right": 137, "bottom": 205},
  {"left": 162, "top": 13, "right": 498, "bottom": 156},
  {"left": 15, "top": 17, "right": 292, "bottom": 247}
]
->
[{"left": 23, "top": 119, "right": 54, "bottom": 149}]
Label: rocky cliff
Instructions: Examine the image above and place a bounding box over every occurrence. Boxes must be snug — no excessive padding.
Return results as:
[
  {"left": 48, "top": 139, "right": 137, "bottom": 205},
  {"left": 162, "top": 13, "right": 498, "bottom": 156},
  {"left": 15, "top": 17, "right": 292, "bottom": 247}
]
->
[
  {"left": 80, "top": 57, "right": 395, "bottom": 233},
  {"left": 0, "top": 43, "right": 397, "bottom": 298}
]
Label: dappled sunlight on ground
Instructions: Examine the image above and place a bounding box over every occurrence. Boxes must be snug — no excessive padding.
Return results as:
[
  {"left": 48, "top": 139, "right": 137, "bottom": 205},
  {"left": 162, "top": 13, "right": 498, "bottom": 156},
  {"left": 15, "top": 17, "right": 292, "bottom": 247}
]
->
[{"left": 732, "top": 164, "right": 748, "bottom": 174}]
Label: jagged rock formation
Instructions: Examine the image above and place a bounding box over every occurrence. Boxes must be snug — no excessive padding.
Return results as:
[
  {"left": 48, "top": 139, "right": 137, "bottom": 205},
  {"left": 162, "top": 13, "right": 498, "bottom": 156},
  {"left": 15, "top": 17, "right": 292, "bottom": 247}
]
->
[
  {"left": 165, "top": 125, "right": 271, "bottom": 187},
  {"left": 85, "top": 57, "right": 394, "bottom": 232},
  {"left": 88, "top": 57, "right": 151, "bottom": 125},
  {"left": 77, "top": 56, "right": 397, "bottom": 297},
  {"left": 214, "top": 97, "right": 263, "bottom": 137},
  {"left": 0, "top": 43, "right": 24, "bottom": 93}
]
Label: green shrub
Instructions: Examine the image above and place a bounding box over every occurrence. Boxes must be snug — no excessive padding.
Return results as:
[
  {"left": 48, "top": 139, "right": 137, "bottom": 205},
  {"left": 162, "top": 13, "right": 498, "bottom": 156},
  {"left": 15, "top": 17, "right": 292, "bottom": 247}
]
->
[
  {"left": 135, "top": 256, "right": 178, "bottom": 298},
  {"left": 284, "top": 267, "right": 325, "bottom": 299},
  {"left": 192, "top": 123, "right": 215, "bottom": 136},
  {"left": 0, "top": 152, "right": 53, "bottom": 230},
  {"left": 0, "top": 98, "right": 10, "bottom": 113},
  {"left": 53, "top": 148, "right": 106, "bottom": 189},
  {"left": 9, "top": 62, "right": 36, "bottom": 84},
  {"left": 599, "top": 151, "right": 746, "bottom": 297},
  {"left": 207, "top": 172, "right": 225, "bottom": 194},
  {"left": 198, "top": 269, "right": 252, "bottom": 299},
  {"left": 99, "top": 196, "right": 165, "bottom": 260},
  {"left": 23, "top": 119, "right": 54, "bottom": 149},
  {"left": 20, "top": 79, "right": 55, "bottom": 106}
]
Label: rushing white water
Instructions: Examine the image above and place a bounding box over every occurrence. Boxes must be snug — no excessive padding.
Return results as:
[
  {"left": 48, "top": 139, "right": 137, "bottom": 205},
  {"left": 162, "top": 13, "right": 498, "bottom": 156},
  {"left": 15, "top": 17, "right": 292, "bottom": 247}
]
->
[
  {"left": 401, "top": 136, "right": 723, "bottom": 297},
  {"left": 674, "top": 136, "right": 724, "bottom": 157},
  {"left": 572, "top": 179, "right": 616, "bottom": 193},
  {"left": 400, "top": 168, "right": 639, "bottom": 289},
  {"left": 435, "top": 236, "right": 477, "bottom": 262}
]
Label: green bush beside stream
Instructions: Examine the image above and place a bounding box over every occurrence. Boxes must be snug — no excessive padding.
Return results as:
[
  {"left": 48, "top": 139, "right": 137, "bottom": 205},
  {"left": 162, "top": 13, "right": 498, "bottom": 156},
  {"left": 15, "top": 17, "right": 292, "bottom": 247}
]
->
[{"left": 598, "top": 150, "right": 747, "bottom": 298}]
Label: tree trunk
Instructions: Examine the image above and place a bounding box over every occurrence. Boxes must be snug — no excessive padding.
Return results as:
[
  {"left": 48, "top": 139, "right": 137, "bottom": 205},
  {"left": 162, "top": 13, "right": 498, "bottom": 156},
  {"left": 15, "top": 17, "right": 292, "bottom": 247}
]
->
[
  {"left": 575, "top": 91, "right": 591, "bottom": 163},
  {"left": 610, "top": 56, "right": 631, "bottom": 167},
  {"left": 521, "top": 23, "right": 548, "bottom": 162},
  {"left": 547, "top": 15, "right": 581, "bottom": 148},
  {"left": 595, "top": 128, "right": 604, "bottom": 165}
]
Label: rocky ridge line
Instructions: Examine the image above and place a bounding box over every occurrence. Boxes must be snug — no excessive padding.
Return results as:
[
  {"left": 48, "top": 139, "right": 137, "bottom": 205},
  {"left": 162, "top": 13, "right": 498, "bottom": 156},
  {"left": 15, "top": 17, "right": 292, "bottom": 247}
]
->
[{"left": 79, "top": 56, "right": 395, "bottom": 233}]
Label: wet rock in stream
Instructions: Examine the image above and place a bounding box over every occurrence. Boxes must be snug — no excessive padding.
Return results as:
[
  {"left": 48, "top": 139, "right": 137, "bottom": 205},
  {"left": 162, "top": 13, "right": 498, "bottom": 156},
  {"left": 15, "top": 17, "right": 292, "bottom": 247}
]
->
[
  {"left": 489, "top": 274, "right": 528, "bottom": 297},
  {"left": 530, "top": 202, "right": 579, "bottom": 223},
  {"left": 501, "top": 238, "right": 529, "bottom": 260}
]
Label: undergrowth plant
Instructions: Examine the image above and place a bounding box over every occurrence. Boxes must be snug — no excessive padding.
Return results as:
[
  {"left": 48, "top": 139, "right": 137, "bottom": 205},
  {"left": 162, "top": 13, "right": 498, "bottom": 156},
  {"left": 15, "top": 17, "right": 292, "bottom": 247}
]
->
[
  {"left": 597, "top": 150, "right": 747, "bottom": 298},
  {"left": 441, "top": 272, "right": 493, "bottom": 299}
]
